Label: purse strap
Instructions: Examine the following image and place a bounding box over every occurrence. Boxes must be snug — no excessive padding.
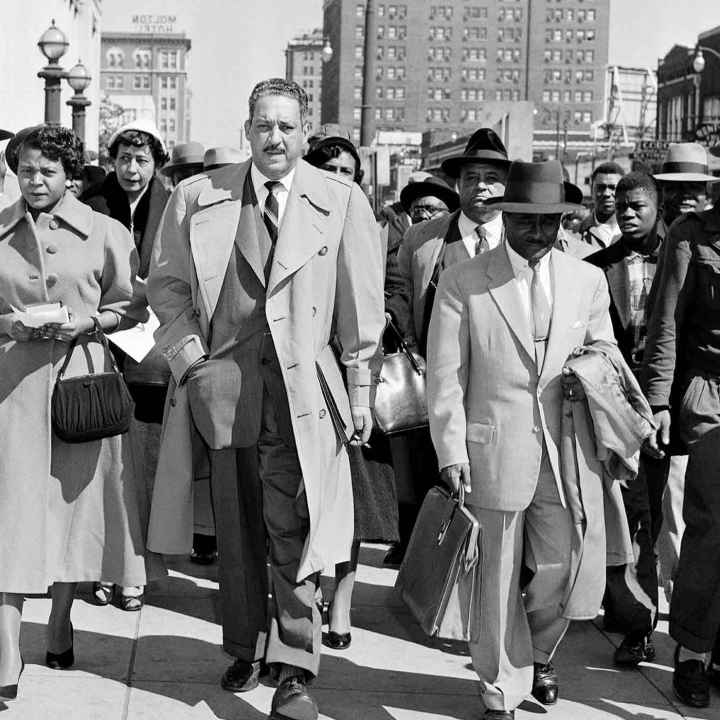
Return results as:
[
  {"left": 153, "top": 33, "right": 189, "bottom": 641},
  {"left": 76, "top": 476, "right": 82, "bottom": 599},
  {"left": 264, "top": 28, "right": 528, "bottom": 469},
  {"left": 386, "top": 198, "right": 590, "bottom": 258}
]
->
[
  {"left": 385, "top": 317, "right": 424, "bottom": 375},
  {"left": 56, "top": 317, "right": 120, "bottom": 381}
]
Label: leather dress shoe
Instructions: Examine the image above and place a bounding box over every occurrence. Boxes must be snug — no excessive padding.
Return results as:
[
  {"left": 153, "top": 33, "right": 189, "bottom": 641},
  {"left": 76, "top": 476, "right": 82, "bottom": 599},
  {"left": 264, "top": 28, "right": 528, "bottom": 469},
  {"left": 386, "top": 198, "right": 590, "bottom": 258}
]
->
[
  {"left": 270, "top": 676, "right": 318, "bottom": 720},
  {"left": 531, "top": 662, "right": 558, "bottom": 705},
  {"left": 323, "top": 631, "right": 351, "bottom": 650},
  {"left": 483, "top": 710, "right": 514, "bottom": 719},
  {"left": 614, "top": 634, "right": 656, "bottom": 666},
  {"left": 673, "top": 646, "right": 709, "bottom": 708},
  {"left": 221, "top": 659, "right": 261, "bottom": 693}
]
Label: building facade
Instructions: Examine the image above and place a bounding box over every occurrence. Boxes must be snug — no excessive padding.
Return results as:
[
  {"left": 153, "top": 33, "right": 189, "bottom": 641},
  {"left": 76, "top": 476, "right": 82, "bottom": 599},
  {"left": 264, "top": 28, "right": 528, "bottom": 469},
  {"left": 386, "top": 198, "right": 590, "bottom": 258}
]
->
[
  {"left": 100, "top": 28, "right": 191, "bottom": 150},
  {"left": 321, "top": 0, "right": 609, "bottom": 150},
  {"left": 285, "top": 29, "right": 325, "bottom": 127},
  {"left": 0, "top": 0, "right": 103, "bottom": 154},
  {"left": 657, "top": 25, "right": 720, "bottom": 149}
]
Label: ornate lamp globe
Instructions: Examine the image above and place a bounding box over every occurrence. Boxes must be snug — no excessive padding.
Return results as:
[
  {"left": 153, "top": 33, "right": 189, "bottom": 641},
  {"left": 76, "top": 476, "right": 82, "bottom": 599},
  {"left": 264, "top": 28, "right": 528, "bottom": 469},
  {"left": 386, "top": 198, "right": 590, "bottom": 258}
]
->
[
  {"left": 38, "top": 19, "right": 69, "bottom": 63},
  {"left": 67, "top": 60, "right": 91, "bottom": 93}
]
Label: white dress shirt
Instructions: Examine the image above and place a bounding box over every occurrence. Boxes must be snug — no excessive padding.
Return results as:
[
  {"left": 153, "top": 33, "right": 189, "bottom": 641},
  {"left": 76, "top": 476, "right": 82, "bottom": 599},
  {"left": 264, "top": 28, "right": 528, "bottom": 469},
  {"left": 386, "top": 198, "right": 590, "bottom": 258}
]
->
[
  {"left": 250, "top": 162, "right": 296, "bottom": 226},
  {"left": 505, "top": 241, "right": 554, "bottom": 332},
  {"left": 458, "top": 211, "right": 504, "bottom": 257}
]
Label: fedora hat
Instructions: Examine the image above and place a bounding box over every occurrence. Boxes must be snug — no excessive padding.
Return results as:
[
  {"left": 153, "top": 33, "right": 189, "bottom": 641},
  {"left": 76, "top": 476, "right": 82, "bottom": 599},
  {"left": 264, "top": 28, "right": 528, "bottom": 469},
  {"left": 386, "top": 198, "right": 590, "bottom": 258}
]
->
[
  {"left": 400, "top": 175, "right": 459, "bottom": 213},
  {"left": 654, "top": 143, "right": 719, "bottom": 182},
  {"left": 441, "top": 128, "right": 510, "bottom": 178},
  {"left": 6, "top": 124, "right": 47, "bottom": 174},
  {"left": 484, "top": 160, "right": 583, "bottom": 214},
  {"left": 203, "top": 146, "right": 243, "bottom": 171},
  {"left": 305, "top": 123, "right": 361, "bottom": 168},
  {"left": 161, "top": 141, "right": 205, "bottom": 176},
  {"left": 0, "top": 129, "right": 13, "bottom": 142}
]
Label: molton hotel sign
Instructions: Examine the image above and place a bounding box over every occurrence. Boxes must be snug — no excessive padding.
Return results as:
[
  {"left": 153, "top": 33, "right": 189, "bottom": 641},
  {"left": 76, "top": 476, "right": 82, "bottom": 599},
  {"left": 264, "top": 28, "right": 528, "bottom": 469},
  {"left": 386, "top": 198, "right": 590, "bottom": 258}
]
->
[{"left": 132, "top": 14, "right": 177, "bottom": 33}]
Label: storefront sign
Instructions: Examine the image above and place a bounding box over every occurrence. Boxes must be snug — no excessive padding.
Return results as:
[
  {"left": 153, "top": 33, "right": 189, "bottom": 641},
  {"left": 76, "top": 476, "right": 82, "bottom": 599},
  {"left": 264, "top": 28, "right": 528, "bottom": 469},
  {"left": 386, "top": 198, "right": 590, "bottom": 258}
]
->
[{"left": 132, "top": 15, "right": 177, "bottom": 33}]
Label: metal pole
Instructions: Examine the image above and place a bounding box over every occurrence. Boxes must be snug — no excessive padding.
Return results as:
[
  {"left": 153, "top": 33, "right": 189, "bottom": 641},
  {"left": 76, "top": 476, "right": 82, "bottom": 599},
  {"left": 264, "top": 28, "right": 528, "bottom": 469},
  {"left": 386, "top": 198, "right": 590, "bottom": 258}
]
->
[
  {"left": 360, "top": 0, "right": 378, "bottom": 147},
  {"left": 38, "top": 63, "right": 65, "bottom": 125},
  {"left": 67, "top": 95, "right": 91, "bottom": 143},
  {"left": 555, "top": 111, "right": 560, "bottom": 158}
]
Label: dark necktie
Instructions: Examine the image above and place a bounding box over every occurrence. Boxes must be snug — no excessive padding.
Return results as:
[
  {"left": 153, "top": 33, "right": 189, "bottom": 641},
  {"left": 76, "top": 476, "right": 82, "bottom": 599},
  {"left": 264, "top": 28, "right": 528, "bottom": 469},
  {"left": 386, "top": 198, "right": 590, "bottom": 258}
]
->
[
  {"left": 474, "top": 225, "right": 489, "bottom": 255},
  {"left": 262, "top": 180, "right": 281, "bottom": 279},
  {"left": 530, "top": 261, "right": 551, "bottom": 370}
]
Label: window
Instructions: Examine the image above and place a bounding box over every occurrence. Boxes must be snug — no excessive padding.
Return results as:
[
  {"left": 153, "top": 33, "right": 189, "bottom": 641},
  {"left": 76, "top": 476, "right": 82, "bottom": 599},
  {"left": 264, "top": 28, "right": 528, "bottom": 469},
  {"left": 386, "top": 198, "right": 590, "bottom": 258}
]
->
[
  {"left": 134, "top": 48, "right": 151, "bottom": 68},
  {"left": 551, "top": 90, "right": 560, "bottom": 102},
  {"left": 583, "top": 111, "right": 592, "bottom": 123},
  {"left": 387, "top": 66, "right": 396, "bottom": 79},
  {"left": 375, "top": 108, "right": 382, "bottom": 120},
  {"left": 376, "top": 86, "right": 384, "bottom": 99},
  {"left": 356, "top": 3, "right": 364, "bottom": 17},
  {"left": 396, "top": 87, "right": 405, "bottom": 100},
  {"left": 355, "top": 25, "right": 364, "bottom": 40},
  {"left": 356, "top": 66, "right": 365, "bottom": 81},
  {"left": 355, "top": 45, "right": 363, "bottom": 59},
  {"left": 542, "top": 90, "right": 551, "bottom": 102},
  {"left": 563, "top": 90, "right": 572, "bottom": 102},
  {"left": 584, "top": 70, "right": 594, "bottom": 81},
  {"left": 169, "top": 118, "right": 176, "bottom": 133},
  {"left": 354, "top": 87, "right": 362, "bottom": 101},
  {"left": 553, "top": 29, "right": 562, "bottom": 42},
  {"left": 385, "top": 108, "right": 394, "bottom": 120},
  {"left": 466, "top": 26, "right": 486, "bottom": 41},
  {"left": 106, "top": 47, "right": 124, "bottom": 67},
  {"left": 377, "top": 26, "right": 385, "bottom": 39},
  {"left": 133, "top": 75, "right": 142, "bottom": 89},
  {"left": 464, "top": 6, "right": 487, "bottom": 20},
  {"left": 353, "top": 108, "right": 362, "bottom": 121},
  {"left": 388, "top": 25, "right": 397, "bottom": 39},
  {"left": 170, "top": 97, "right": 176, "bottom": 110},
  {"left": 170, "top": 76, "right": 177, "bottom": 89},
  {"left": 574, "top": 90, "right": 582, "bottom": 103},
  {"left": 160, "top": 97, "right": 167, "bottom": 110},
  {"left": 387, "top": 87, "right": 395, "bottom": 100},
  {"left": 588, "top": 9, "right": 596, "bottom": 21},
  {"left": 161, "top": 76, "right": 168, "bottom": 89},
  {"left": 387, "top": 46, "right": 396, "bottom": 59}
]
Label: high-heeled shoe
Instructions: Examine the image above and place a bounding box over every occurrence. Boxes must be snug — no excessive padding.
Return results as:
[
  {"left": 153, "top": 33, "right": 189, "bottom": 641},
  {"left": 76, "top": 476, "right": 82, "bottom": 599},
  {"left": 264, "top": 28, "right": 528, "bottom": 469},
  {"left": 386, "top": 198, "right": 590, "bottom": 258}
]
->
[
  {"left": 0, "top": 658, "right": 24, "bottom": 701},
  {"left": 322, "top": 602, "right": 352, "bottom": 650},
  {"left": 46, "top": 623, "right": 74, "bottom": 670}
]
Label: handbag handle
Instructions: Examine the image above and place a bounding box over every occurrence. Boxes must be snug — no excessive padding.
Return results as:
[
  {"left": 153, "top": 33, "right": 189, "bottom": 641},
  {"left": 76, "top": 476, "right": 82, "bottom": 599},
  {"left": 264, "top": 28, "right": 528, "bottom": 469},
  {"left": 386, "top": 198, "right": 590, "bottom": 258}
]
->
[
  {"left": 385, "top": 317, "right": 424, "bottom": 375},
  {"left": 56, "top": 317, "right": 120, "bottom": 381}
]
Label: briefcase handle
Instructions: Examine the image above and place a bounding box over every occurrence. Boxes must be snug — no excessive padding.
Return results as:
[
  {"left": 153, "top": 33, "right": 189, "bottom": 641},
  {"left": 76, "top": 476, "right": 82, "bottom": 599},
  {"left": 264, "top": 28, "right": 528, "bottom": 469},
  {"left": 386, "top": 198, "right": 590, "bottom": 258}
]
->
[
  {"left": 384, "top": 317, "right": 424, "bottom": 375},
  {"left": 436, "top": 484, "right": 466, "bottom": 545}
]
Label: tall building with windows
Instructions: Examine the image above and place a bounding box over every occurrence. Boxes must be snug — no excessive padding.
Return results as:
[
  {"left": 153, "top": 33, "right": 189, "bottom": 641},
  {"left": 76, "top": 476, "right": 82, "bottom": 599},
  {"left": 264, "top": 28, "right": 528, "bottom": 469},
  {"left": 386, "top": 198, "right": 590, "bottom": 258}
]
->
[
  {"left": 321, "top": 0, "right": 609, "bottom": 152},
  {"left": 285, "top": 29, "right": 325, "bottom": 127},
  {"left": 100, "top": 29, "right": 191, "bottom": 150}
]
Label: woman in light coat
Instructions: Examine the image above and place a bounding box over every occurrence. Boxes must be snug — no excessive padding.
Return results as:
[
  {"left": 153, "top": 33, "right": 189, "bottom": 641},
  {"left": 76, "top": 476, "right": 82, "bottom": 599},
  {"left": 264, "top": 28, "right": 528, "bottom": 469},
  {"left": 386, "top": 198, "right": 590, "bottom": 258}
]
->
[{"left": 0, "top": 125, "right": 146, "bottom": 700}]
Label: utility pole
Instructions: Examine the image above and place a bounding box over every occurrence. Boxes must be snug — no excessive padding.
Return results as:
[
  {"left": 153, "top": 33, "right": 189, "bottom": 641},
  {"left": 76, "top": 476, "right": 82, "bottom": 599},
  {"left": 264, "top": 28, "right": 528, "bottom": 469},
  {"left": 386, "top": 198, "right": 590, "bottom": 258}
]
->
[{"left": 360, "top": 0, "right": 378, "bottom": 147}]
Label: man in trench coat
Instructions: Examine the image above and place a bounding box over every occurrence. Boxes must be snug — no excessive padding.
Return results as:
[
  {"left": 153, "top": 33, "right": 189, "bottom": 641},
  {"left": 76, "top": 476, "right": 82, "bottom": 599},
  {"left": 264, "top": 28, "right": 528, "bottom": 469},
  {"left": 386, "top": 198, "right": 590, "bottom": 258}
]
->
[{"left": 147, "top": 78, "right": 384, "bottom": 720}]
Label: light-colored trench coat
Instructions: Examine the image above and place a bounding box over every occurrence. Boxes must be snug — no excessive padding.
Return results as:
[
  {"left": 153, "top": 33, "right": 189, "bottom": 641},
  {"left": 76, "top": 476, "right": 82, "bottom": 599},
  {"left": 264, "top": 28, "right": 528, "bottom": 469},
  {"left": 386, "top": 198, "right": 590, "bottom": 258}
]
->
[
  {"left": 146, "top": 159, "right": 385, "bottom": 580},
  {"left": 0, "top": 193, "right": 147, "bottom": 593}
]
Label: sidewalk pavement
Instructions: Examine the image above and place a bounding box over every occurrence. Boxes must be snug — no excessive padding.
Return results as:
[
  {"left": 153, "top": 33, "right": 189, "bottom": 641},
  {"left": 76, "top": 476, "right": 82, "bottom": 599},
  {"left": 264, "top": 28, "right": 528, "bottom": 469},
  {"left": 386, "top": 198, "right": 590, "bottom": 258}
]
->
[{"left": 3, "top": 545, "right": 718, "bottom": 720}]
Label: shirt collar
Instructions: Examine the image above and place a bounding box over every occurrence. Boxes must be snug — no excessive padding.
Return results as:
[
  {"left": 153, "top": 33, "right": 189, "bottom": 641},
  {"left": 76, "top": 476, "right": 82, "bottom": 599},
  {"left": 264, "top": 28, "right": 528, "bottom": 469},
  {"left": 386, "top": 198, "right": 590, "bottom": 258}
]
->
[
  {"left": 250, "top": 162, "right": 296, "bottom": 194},
  {"left": 458, "top": 210, "right": 503, "bottom": 239},
  {"left": 505, "top": 240, "right": 551, "bottom": 278}
]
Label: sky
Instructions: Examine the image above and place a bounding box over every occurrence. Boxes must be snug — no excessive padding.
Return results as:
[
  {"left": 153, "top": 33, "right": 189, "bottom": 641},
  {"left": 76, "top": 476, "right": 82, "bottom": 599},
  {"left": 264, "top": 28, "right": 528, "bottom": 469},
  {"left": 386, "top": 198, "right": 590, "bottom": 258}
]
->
[{"left": 103, "top": 0, "right": 720, "bottom": 147}]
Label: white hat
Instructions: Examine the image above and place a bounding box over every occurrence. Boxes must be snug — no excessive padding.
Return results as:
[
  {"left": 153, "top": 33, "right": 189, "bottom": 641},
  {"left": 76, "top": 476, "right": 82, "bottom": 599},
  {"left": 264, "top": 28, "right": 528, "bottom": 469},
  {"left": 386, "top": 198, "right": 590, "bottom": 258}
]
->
[{"left": 108, "top": 118, "right": 167, "bottom": 156}]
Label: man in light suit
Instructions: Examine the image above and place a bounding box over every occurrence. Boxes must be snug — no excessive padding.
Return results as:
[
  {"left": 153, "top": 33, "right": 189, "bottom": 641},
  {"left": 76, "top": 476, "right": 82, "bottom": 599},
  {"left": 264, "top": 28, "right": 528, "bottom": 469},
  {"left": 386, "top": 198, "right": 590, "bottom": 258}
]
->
[
  {"left": 427, "top": 161, "right": 616, "bottom": 719},
  {"left": 386, "top": 128, "right": 510, "bottom": 354},
  {"left": 148, "top": 79, "right": 384, "bottom": 720}
]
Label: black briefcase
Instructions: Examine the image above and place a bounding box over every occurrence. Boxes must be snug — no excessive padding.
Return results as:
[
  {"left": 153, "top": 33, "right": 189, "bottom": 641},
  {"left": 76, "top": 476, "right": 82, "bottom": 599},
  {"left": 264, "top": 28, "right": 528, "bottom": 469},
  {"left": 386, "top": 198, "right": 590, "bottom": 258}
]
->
[{"left": 395, "top": 484, "right": 481, "bottom": 641}]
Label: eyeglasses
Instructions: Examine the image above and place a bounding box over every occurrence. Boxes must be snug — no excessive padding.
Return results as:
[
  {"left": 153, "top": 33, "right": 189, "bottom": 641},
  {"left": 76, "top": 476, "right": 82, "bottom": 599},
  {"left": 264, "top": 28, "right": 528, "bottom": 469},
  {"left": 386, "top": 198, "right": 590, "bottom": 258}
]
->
[{"left": 411, "top": 204, "right": 446, "bottom": 216}]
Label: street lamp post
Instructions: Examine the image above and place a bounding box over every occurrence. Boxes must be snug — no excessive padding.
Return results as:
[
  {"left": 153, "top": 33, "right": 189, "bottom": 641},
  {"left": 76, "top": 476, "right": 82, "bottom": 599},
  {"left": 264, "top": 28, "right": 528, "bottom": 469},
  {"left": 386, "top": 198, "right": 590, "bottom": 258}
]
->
[
  {"left": 37, "top": 19, "right": 69, "bottom": 126},
  {"left": 66, "top": 60, "right": 92, "bottom": 142},
  {"left": 37, "top": 20, "right": 93, "bottom": 142},
  {"left": 360, "top": 0, "right": 378, "bottom": 147}
]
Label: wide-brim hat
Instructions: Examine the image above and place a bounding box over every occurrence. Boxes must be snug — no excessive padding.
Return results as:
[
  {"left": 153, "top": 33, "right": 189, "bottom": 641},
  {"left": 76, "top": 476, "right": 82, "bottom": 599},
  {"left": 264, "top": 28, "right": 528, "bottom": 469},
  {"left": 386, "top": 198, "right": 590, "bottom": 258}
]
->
[
  {"left": 203, "top": 146, "right": 244, "bottom": 170},
  {"left": 5, "top": 124, "right": 46, "bottom": 174},
  {"left": 441, "top": 128, "right": 510, "bottom": 178},
  {"left": 161, "top": 141, "right": 205, "bottom": 176},
  {"left": 400, "top": 176, "right": 459, "bottom": 213},
  {"left": 654, "top": 142, "right": 719, "bottom": 182},
  {"left": 0, "top": 129, "right": 14, "bottom": 142},
  {"left": 484, "top": 160, "right": 583, "bottom": 214},
  {"left": 108, "top": 118, "right": 167, "bottom": 156}
]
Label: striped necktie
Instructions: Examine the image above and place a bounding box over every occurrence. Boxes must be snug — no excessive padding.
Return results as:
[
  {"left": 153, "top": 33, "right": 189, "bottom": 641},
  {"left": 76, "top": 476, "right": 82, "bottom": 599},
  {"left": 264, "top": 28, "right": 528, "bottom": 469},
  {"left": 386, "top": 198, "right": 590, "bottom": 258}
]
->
[
  {"left": 263, "top": 180, "right": 281, "bottom": 245},
  {"left": 262, "top": 181, "right": 281, "bottom": 280}
]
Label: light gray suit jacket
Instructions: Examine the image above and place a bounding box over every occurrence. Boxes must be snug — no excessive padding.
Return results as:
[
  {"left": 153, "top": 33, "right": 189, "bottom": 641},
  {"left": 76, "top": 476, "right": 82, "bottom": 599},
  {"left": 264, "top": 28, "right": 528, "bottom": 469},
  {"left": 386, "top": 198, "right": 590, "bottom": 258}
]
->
[{"left": 426, "top": 245, "right": 616, "bottom": 512}]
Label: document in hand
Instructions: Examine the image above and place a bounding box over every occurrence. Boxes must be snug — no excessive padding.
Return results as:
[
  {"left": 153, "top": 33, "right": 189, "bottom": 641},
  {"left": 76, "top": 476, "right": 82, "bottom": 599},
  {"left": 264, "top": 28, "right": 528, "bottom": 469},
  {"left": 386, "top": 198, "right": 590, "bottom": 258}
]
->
[
  {"left": 107, "top": 309, "right": 160, "bottom": 363},
  {"left": 11, "top": 302, "right": 69, "bottom": 327}
]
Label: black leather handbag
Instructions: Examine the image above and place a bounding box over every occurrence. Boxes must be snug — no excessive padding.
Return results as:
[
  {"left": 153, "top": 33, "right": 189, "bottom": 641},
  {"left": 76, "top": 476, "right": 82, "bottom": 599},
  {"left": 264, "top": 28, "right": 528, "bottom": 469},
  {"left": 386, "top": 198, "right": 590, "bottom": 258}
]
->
[
  {"left": 51, "top": 321, "right": 135, "bottom": 443},
  {"left": 373, "top": 320, "right": 429, "bottom": 435},
  {"left": 395, "top": 484, "right": 481, "bottom": 641}
]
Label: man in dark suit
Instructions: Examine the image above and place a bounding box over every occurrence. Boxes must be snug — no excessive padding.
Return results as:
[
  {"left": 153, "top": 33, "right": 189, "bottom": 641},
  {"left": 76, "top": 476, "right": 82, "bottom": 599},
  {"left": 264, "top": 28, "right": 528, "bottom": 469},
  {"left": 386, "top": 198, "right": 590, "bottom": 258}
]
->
[{"left": 148, "top": 78, "right": 385, "bottom": 720}]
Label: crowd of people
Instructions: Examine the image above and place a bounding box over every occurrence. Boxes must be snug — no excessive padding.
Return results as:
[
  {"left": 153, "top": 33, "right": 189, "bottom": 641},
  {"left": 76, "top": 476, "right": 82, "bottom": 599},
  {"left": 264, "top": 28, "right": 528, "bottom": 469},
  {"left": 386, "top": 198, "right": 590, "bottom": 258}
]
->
[{"left": 1, "top": 77, "right": 720, "bottom": 720}]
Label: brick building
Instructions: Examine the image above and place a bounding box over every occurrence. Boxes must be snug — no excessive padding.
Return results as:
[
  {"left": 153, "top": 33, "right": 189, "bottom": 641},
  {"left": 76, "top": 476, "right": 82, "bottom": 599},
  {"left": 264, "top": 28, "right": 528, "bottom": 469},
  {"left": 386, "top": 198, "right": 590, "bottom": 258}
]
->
[
  {"left": 285, "top": 29, "right": 326, "bottom": 127},
  {"left": 100, "top": 29, "right": 191, "bottom": 150},
  {"left": 320, "top": 0, "right": 609, "bottom": 150}
]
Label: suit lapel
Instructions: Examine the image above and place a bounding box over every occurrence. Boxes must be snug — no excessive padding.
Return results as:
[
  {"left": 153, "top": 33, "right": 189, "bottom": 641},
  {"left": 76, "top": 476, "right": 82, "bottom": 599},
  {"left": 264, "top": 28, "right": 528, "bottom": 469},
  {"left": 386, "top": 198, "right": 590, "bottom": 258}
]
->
[
  {"left": 419, "top": 211, "right": 460, "bottom": 296},
  {"left": 236, "top": 172, "right": 268, "bottom": 287},
  {"left": 605, "top": 261, "right": 630, "bottom": 329},
  {"left": 487, "top": 246, "right": 534, "bottom": 362},
  {"left": 267, "top": 160, "right": 329, "bottom": 295},
  {"left": 190, "top": 162, "right": 247, "bottom": 319},
  {"left": 540, "top": 249, "right": 579, "bottom": 383}
]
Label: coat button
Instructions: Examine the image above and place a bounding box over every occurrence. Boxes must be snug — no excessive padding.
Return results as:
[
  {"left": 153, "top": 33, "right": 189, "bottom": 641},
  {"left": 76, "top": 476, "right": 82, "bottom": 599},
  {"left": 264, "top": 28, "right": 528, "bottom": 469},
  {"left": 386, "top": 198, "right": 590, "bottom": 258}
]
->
[
  {"left": 46, "top": 273, "right": 58, "bottom": 287},
  {"left": 170, "top": 397, "right": 177, "bottom": 407},
  {"left": 312, "top": 306, "right": 317, "bottom": 316},
  {"left": 319, "top": 408, "right": 327, "bottom": 419},
  {"left": 318, "top": 246, "right": 328, "bottom": 256},
  {"left": 46, "top": 244, "right": 58, "bottom": 254},
  {"left": 48, "top": 219, "right": 59, "bottom": 230}
]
